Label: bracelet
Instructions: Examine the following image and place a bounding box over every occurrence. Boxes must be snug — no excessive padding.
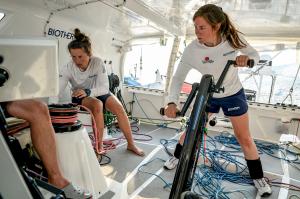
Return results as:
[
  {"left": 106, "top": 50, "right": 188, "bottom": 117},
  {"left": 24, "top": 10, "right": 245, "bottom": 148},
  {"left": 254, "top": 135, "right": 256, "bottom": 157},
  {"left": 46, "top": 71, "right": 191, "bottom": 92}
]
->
[{"left": 84, "top": 89, "right": 91, "bottom": 96}]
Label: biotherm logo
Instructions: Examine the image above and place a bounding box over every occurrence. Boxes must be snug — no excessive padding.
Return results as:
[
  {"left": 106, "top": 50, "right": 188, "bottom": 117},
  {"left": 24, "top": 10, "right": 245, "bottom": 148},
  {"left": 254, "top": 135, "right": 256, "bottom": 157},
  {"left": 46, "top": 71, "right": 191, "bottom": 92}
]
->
[
  {"left": 202, "top": 56, "right": 214, "bottom": 64},
  {"left": 47, "top": 28, "right": 74, "bottom": 40}
]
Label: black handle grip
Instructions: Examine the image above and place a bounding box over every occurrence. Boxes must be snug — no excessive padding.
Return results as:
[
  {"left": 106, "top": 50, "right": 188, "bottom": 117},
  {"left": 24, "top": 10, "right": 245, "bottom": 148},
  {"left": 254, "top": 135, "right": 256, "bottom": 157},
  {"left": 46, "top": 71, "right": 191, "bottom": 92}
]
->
[
  {"left": 248, "top": 59, "right": 254, "bottom": 68},
  {"left": 209, "top": 117, "right": 217, "bottom": 126},
  {"left": 230, "top": 59, "right": 254, "bottom": 68},
  {"left": 160, "top": 108, "right": 180, "bottom": 117},
  {"left": 0, "top": 68, "right": 9, "bottom": 87},
  {"left": 160, "top": 107, "right": 165, "bottom": 115}
]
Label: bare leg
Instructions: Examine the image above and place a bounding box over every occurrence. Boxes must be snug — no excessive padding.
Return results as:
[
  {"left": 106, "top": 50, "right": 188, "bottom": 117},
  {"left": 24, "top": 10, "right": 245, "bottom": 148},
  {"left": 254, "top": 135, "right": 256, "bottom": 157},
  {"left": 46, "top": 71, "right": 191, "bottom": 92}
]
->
[
  {"left": 105, "top": 95, "right": 144, "bottom": 156},
  {"left": 229, "top": 112, "right": 259, "bottom": 160},
  {"left": 6, "top": 100, "right": 69, "bottom": 188},
  {"left": 229, "top": 113, "right": 272, "bottom": 196},
  {"left": 82, "top": 97, "right": 105, "bottom": 152}
]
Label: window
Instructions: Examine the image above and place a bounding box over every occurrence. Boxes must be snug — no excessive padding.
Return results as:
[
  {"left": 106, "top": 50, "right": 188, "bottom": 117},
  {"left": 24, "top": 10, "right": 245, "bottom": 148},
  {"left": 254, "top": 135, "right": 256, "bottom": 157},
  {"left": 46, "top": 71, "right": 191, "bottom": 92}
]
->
[
  {"left": 123, "top": 37, "right": 173, "bottom": 90},
  {"left": 240, "top": 41, "right": 300, "bottom": 105},
  {"left": 175, "top": 39, "right": 300, "bottom": 105}
]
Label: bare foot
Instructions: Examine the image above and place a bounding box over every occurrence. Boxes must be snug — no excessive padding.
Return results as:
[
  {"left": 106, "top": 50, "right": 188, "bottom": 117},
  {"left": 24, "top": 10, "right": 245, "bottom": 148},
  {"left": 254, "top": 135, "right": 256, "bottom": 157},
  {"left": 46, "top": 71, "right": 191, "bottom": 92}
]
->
[
  {"left": 103, "top": 140, "right": 116, "bottom": 150},
  {"left": 48, "top": 175, "right": 69, "bottom": 189},
  {"left": 97, "top": 145, "right": 106, "bottom": 155},
  {"left": 127, "top": 145, "right": 145, "bottom": 156}
]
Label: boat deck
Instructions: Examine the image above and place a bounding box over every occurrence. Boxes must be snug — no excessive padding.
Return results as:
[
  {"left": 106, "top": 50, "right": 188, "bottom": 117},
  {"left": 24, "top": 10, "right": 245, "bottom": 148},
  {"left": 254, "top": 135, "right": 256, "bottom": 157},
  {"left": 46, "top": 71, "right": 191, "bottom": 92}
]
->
[{"left": 99, "top": 122, "right": 300, "bottom": 199}]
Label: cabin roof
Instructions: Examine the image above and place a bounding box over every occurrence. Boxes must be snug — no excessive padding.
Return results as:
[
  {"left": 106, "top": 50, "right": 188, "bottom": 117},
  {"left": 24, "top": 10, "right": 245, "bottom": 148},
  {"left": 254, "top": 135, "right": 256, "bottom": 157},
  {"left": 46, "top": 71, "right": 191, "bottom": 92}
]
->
[{"left": 7, "top": 0, "right": 300, "bottom": 40}]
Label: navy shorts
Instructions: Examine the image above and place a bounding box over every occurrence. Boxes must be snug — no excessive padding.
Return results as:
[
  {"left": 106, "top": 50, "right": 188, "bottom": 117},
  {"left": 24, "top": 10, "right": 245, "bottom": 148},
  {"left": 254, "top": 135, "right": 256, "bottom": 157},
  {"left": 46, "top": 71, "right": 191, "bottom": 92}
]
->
[
  {"left": 207, "top": 88, "right": 248, "bottom": 116},
  {"left": 72, "top": 93, "right": 112, "bottom": 109}
]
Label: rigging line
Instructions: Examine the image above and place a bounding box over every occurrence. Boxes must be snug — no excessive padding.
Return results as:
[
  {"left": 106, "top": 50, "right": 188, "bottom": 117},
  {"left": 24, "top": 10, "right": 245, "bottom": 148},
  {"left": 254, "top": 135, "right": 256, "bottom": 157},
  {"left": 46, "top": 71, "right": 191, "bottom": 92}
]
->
[
  {"left": 242, "top": 51, "right": 282, "bottom": 83},
  {"left": 252, "top": 75, "right": 260, "bottom": 91},
  {"left": 289, "top": 63, "right": 300, "bottom": 89},
  {"left": 133, "top": 94, "right": 158, "bottom": 124},
  {"left": 281, "top": 92, "right": 293, "bottom": 105},
  {"left": 283, "top": 0, "right": 290, "bottom": 16},
  {"left": 281, "top": 63, "right": 300, "bottom": 104}
]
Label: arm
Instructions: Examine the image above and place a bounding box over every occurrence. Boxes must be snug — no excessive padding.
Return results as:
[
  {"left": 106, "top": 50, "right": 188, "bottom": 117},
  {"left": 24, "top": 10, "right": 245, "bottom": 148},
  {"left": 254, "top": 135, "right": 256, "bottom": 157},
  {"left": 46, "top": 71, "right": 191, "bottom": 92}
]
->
[
  {"left": 236, "top": 35, "right": 260, "bottom": 66},
  {"left": 167, "top": 60, "right": 191, "bottom": 105},
  {"left": 165, "top": 58, "right": 191, "bottom": 118},
  {"left": 90, "top": 59, "right": 110, "bottom": 97}
]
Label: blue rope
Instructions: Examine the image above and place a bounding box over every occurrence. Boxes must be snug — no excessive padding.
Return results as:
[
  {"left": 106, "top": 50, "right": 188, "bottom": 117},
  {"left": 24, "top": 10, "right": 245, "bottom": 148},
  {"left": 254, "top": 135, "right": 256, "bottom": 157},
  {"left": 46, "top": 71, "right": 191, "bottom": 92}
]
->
[
  {"left": 137, "top": 158, "right": 172, "bottom": 189},
  {"left": 141, "top": 131, "right": 299, "bottom": 198}
]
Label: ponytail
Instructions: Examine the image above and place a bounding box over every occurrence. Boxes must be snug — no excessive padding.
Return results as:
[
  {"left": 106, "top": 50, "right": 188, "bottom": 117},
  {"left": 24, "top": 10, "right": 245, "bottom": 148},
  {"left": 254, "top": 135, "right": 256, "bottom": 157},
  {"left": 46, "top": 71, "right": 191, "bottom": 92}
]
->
[
  {"left": 221, "top": 13, "right": 246, "bottom": 49},
  {"left": 68, "top": 28, "right": 92, "bottom": 56}
]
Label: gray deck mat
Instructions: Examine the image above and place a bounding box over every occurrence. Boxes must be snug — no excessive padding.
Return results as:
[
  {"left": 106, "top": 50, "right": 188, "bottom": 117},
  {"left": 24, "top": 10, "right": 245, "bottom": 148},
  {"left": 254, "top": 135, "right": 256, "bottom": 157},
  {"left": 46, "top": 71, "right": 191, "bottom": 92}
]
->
[
  {"left": 289, "top": 178, "right": 300, "bottom": 198},
  {"left": 101, "top": 143, "right": 155, "bottom": 182},
  {"left": 127, "top": 149, "right": 174, "bottom": 196},
  {"left": 100, "top": 123, "right": 300, "bottom": 199}
]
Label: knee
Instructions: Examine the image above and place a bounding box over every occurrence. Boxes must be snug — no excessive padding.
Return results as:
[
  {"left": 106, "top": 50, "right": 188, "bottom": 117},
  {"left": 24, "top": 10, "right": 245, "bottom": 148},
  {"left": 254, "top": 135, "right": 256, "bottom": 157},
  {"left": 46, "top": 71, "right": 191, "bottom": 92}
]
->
[
  {"left": 114, "top": 104, "right": 126, "bottom": 117},
  {"left": 90, "top": 100, "right": 103, "bottom": 115},
  {"left": 31, "top": 101, "right": 49, "bottom": 117},
  {"left": 28, "top": 101, "right": 50, "bottom": 120}
]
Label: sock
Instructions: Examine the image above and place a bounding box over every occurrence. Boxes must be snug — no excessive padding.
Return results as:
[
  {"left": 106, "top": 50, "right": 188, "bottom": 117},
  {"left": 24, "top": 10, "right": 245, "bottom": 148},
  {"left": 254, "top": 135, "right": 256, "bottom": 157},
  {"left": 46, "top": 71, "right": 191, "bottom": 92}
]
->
[
  {"left": 246, "top": 158, "right": 264, "bottom": 179},
  {"left": 174, "top": 143, "right": 183, "bottom": 159}
]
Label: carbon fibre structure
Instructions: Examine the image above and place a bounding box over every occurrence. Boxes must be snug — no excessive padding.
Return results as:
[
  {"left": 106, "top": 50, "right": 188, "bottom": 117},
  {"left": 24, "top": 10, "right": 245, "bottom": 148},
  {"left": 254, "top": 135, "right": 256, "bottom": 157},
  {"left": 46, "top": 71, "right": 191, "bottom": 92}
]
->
[{"left": 169, "top": 74, "right": 213, "bottom": 199}]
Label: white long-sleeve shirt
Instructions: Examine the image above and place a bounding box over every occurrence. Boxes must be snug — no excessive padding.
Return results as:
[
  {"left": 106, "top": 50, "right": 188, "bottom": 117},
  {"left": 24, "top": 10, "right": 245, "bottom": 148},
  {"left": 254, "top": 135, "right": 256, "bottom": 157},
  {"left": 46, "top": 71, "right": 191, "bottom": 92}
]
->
[
  {"left": 59, "top": 56, "right": 110, "bottom": 97},
  {"left": 168, "top": 36, "right": 259, "bottom": 105}
]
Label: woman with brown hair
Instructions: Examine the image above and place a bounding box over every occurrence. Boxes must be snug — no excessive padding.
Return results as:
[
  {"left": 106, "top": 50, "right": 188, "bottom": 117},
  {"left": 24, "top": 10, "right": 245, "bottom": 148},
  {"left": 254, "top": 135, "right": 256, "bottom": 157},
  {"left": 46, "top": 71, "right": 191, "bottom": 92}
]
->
[
  {"left": 59, "top": 28, "right": 144, "bottom": 156},
  {"left": 163, "top": 4, "right": 271, "bottom": 197}
]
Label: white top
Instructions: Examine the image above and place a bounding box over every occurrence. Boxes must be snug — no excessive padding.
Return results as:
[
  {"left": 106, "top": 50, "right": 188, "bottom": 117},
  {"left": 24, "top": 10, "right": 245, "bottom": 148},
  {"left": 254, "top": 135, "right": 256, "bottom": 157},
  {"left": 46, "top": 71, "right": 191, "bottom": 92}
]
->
[
  {"left": 59, "top": 56, "right": 109, "bottom": 97},
  {"left": 167, "top": 36, "right": 259, "bottom": 105}
]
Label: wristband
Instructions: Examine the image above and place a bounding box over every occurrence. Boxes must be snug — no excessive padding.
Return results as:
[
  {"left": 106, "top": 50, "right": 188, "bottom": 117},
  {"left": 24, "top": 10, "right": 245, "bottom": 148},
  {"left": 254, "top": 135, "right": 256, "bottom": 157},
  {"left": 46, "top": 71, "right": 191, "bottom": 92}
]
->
[{"left": 84, "top": 89, "right": 91, "bottom": 96}]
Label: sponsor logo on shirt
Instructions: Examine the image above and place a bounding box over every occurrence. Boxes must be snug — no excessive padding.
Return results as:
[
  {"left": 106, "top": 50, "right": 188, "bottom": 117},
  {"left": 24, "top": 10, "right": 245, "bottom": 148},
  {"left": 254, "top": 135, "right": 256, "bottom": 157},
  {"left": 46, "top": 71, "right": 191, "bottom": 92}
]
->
[
  {"left": 228, "top": 106, "right": 240, "bottom": 111},
  {"left": 202, "top": 56, "right": 214, "bottom": 64},
  {"left": 223, "top": 50, "right": 235, "bottom": 56},
  {"left": 88, "top": 74, "right": 98, "bottom": 78}
]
